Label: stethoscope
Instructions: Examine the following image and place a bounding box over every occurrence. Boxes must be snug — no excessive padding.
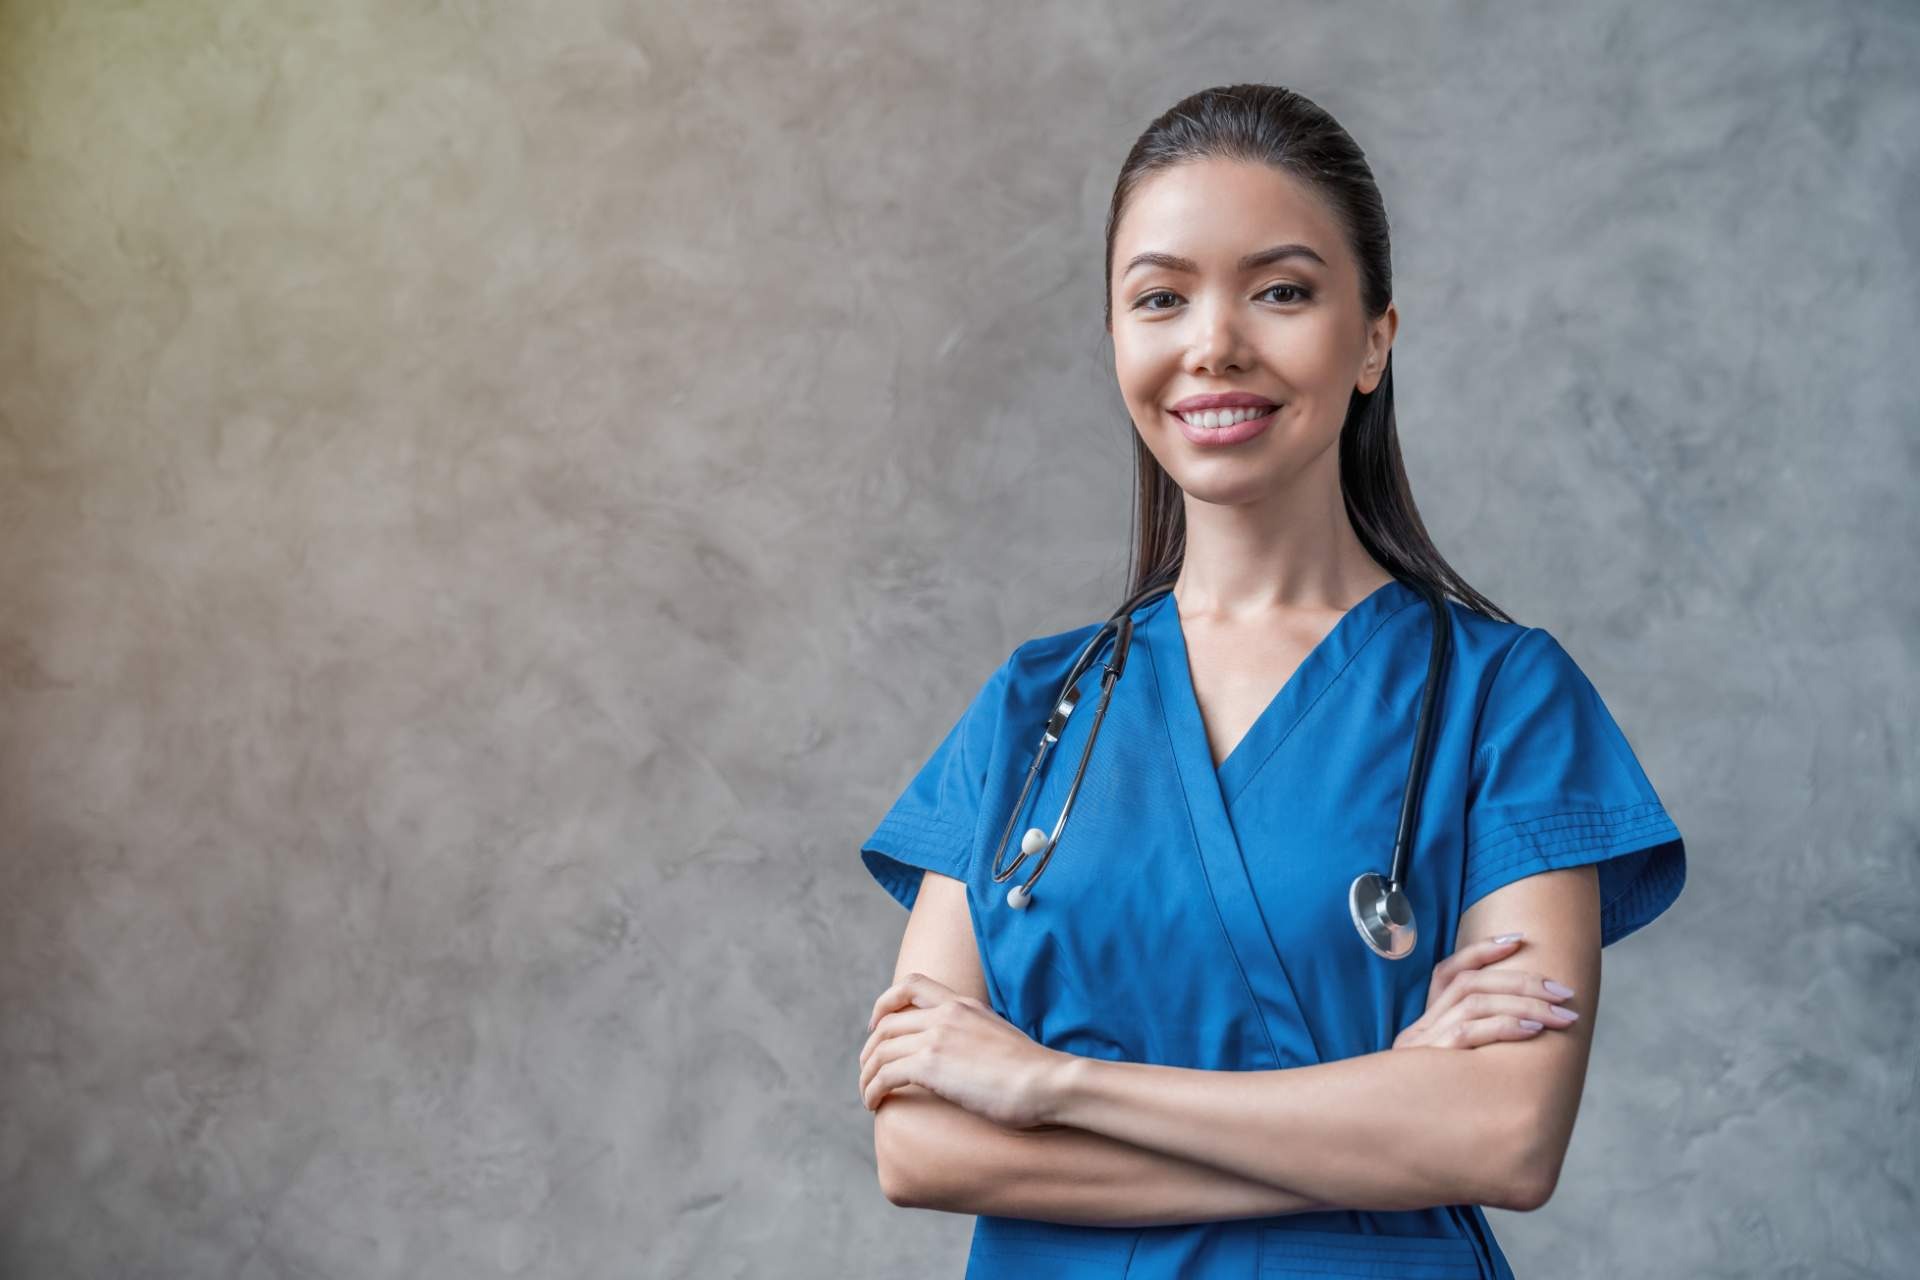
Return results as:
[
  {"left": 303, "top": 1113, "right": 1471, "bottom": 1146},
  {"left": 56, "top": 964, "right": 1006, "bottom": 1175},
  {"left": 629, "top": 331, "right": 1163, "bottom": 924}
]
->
[{"left": 987, "top": 573, "right": 1452, "bottom": 960}]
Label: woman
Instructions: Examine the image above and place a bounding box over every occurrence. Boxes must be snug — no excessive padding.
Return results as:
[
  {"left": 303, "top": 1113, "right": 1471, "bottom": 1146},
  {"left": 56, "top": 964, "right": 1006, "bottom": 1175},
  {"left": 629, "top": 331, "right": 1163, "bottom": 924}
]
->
[{"left": 854, "top": 83, "right": 1685, "bottom": 1278}]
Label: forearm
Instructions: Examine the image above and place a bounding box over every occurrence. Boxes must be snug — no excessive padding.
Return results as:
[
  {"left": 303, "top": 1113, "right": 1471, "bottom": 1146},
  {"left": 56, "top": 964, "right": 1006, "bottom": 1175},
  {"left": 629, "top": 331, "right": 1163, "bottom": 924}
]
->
[
  {"left": 1044, "top": 1048, "right": 1537, "bottom": 1213},
  {"left": 875, "top": 1085, "right": 1337, "bottom": 1228}
]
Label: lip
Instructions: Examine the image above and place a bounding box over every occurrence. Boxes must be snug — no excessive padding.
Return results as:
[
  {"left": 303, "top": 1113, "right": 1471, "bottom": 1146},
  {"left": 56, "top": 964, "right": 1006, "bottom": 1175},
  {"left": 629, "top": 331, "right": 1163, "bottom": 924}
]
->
[
  {"left": 1169, "top": 403, "right": 1278, "bottom": 448},
  {"left": 1168, "top": 391, "right": 1280, "bottom": 412}
]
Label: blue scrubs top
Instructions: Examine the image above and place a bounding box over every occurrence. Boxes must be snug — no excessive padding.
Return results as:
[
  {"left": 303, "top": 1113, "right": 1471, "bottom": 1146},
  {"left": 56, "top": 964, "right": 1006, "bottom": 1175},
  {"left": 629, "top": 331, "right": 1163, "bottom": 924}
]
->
[{"left": 860, "top": 578, "right": 1686, "bottom": 1279}]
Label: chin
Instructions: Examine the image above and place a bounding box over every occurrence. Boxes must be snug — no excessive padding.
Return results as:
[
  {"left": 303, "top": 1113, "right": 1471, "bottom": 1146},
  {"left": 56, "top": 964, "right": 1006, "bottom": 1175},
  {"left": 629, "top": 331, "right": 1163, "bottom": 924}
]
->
[{"left": 1162, "top": 460, "right": 1294, "bottom": 508}]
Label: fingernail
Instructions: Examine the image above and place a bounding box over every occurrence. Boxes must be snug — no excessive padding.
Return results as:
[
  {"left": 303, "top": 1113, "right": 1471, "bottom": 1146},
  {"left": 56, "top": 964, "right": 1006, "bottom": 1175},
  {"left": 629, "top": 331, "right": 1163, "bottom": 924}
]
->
[
  {"left": 1494, "top": 932, "right": 1524, "bottom": 944},
  {"left": 1544, "top": 980, "right": 1575, "bottom": 998},
  {"left": 1518, "top": 1019, "right": 1543, "bottom": 1031}
]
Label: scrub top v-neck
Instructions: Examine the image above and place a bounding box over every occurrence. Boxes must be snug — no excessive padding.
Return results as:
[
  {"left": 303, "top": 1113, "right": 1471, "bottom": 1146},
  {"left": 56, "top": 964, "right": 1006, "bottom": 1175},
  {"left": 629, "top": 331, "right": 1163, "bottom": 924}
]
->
[
  {"left": 860, "top": 578, "right": 1687, "bottom": 1279},
  {"left": 1146, "top": 579, "right": 1422, "bottom": 1073},
  {"left": 1159, "top": 577, "right": 1407, "bottom": 797}
]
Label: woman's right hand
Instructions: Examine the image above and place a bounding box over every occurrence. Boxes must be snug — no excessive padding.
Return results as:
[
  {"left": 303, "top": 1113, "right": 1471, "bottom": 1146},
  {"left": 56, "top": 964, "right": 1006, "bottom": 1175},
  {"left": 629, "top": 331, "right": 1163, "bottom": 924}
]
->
[{"left": 1391, "top": 932, "right": 1581, "bottom": 1051}]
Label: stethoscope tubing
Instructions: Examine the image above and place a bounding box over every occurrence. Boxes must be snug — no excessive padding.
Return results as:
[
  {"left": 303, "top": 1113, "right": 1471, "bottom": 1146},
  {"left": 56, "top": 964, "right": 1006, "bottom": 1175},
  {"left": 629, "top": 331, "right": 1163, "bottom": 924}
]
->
[{"left": 988, "top": 573, "right": 1451, "bottom": 959}]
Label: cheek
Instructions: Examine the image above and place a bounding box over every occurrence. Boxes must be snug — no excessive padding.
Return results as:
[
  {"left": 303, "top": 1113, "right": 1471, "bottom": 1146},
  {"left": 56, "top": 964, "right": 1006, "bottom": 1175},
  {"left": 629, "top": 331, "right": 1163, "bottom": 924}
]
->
[
  {"left": 1285, "top": 323, "right": 1359, "bottom": 386},
  {"left": 1112, "top": 344, "right": 1178, "bottom": 417}
]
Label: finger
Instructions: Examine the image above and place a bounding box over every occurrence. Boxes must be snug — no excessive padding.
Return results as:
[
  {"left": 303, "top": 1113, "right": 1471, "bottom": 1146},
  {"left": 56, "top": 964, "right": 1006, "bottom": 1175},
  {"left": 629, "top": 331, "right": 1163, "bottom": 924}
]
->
[
  {"left": 1436, "top": 932, "right": 1520, "bottom": 990},
  {"left": 864, "top": 1020, "right": 936, "bottom": 1105},
  {"left": 867, "top": 975, "right": 923, "bottom": 1031},
  {"left": 867, "top": 973, "right": 953, "bottom": 1031},
  {"left": 1432, "top": 970, "right": 1532, "bottom": 1020},
  {"left": 859, "top": 1030, "right": 899, "bottom": 1100},
  {"left": 867, "top": 976, "right": 915, "bottom": 1032},
  {"left": 863, "top": 996, "right": 983, "bottom": 1073},
  {"left": 1451, "top": 1014, "right": 1550, "bottom": 1048},
  {"left": 1437, "top": 931, "right": 1525, "bottom": 979},
  {"left": 858, "top": 1007, "right": 935, "bottom": 1072},
  {"left": 1427, "top": 932, "right": 1526, "bottom": 1001},
  {"left": 862, "top": 1035, "right": 929, "bottom": 1110},
  {"left": 1434, "top": 991, "right": 1581, "bottom": 1036},
  {"left": 1428, "top": 968, "right": 1559, "bottom": 1023},
  {"left": 864, "top": 1028, "right": 898, "bottom": 1097},
  {"left": 1451, "top": 969, "right": 1579, "bottom": 1013},
  {"left": 1497, "top": 993, "right": 1580, "bottom": 1025}
]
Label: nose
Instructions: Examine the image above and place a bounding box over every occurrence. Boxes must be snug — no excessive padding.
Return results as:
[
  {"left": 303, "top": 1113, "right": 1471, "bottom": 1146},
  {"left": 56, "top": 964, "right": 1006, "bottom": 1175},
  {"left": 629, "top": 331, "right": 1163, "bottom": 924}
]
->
[{"left": 1183, "top": 297, "right": 1249, "bottom": 375}]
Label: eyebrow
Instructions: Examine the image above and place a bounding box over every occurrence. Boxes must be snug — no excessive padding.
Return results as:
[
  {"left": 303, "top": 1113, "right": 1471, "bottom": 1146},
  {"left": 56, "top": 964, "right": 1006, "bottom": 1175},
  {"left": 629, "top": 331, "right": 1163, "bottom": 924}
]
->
[{"left": 1121, "top": 243, "right": 1328, "bottom": 279}]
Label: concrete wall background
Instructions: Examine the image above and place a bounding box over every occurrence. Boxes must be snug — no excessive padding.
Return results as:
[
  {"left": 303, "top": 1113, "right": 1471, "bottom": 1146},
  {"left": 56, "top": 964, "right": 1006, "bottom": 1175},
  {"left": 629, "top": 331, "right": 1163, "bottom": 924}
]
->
[{"left": 1, "top": 1, "right": 1913, "bottom": 1276}]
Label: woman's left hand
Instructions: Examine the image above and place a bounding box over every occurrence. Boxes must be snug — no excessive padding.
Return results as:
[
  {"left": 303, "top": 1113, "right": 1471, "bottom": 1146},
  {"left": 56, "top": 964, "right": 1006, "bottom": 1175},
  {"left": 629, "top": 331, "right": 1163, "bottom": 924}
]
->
[{"left": 858, "top": 972, "right": 1069, "bottom": 1129}]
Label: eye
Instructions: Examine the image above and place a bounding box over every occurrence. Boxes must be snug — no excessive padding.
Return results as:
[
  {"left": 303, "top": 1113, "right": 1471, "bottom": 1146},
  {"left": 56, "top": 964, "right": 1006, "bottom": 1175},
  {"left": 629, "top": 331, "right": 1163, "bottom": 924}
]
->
[
  {"left": 1131, "top": 284, "right": 1313, "bottom": 312},
  {"left": 1261, "top": 283, "right": 1312, "bottom": 304}
]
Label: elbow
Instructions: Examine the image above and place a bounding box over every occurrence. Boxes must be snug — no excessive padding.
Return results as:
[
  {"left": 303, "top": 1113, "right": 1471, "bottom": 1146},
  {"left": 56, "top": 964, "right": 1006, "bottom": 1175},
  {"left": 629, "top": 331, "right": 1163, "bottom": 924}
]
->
[
  {"left": 1499, "top": 1163, "right": 1560, "bottom": 1214},
  {"left": 873, "top": 1102, "right": 934, "bottom": 1209},
  {"left": 876, "top": 1159, "right": 920, "bottom": 1209},
  {"left": 1494, "top": 1111, "right": 1565, "bottom": 1213}
]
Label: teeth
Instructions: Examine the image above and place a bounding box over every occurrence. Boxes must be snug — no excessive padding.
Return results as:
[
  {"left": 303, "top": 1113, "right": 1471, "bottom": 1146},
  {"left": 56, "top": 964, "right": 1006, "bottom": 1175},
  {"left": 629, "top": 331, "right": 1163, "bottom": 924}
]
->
[{"left": 1176, "top": 405, "right": 1273, "bottom": 428}]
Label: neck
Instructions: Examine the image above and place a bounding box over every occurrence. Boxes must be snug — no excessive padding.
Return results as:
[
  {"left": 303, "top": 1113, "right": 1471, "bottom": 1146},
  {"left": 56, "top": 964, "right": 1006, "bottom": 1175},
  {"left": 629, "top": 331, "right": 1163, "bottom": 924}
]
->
[{"left": 1172, "top": 455, "right": 1391, "bottom": 619}]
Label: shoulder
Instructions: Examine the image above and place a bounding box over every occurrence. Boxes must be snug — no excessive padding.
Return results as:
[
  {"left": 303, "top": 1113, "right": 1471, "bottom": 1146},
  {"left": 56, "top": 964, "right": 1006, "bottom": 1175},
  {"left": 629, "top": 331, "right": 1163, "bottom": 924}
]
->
[
  {"left": 1429, "top": 599, "right": 1615, "bottom": 742},
  {"left": 987, "top": 615, "right": 1110, "bottom": 720},
  {"left": 1441, "top": 602, "right": 1646, "bottom": 767},
  {"left": 1006, "top": 588, "right": 1177, "bottom": 674},
  {"left": 1437, "top": 595, "right": 1533, "bottom": 670},
  {"left": 1011, "top": 616, "right": 1110, "bottom": 672},
  {"left": 1435, "top": 597, "right": 1584, "bottom": 690},
  {"left": 965, "top": 606, "right": 1140, "bottom": 737}
]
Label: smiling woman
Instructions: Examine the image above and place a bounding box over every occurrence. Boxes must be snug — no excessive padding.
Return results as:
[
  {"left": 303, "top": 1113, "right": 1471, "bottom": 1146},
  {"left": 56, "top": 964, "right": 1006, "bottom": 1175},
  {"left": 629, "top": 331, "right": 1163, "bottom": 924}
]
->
[
  {"left": 1125, "top": 240, "right": 1321, "bottom": 449},
  {"left": 856, "top": 83, "right": 1685, "bottom": 1280}
]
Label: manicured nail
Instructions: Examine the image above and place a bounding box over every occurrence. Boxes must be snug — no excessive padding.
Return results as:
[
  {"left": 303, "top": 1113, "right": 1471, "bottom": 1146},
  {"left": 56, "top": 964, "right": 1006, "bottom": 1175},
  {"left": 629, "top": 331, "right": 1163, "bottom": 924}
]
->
[
  {"left": 1494, "top": 932, "right": 1524, "bottom": 944},
  {"left": 1518, "top": 1019, "right": 1543, "bottom": 1031},
  {"left": 1544, "top": 980, "right": 1575, "bottom": 998}
]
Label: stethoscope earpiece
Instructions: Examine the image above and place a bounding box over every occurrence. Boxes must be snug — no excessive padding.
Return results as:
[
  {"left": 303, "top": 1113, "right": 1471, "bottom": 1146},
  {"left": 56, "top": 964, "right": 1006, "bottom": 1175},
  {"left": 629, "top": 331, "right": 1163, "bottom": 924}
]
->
[{"left": 1005, "top": 828, "right": 1048, "bottom": 909}]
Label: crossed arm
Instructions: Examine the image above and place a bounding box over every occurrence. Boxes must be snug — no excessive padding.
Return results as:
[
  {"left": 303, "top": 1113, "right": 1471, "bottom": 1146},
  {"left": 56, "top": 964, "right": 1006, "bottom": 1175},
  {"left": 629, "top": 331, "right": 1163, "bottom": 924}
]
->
[{"left": 869, "top": 867, "right": 1603, "bottom": 1225}]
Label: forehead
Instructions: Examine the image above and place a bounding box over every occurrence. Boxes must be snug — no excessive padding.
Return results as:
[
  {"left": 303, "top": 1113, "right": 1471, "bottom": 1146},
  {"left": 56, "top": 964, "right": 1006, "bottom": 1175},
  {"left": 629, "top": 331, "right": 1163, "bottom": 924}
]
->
[{"left": 1115, "top": 157, "right": 1346, "bottom": 269}]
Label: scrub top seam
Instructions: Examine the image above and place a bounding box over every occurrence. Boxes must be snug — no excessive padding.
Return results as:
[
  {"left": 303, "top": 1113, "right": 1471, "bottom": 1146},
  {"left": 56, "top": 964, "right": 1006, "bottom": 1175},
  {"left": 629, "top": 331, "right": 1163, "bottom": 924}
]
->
[
  {"left": 1466, "top": 625, "right": 1541, "bottom": 751},
  {"left": 1139, "top": 627, "right": 1287, "bottom": 1071},
  {"left": 1221, "top": 592, "right": 1429, "bottom": 809},
  {"left": 1465, "top": 799, "right": 1673, "bottom": 859}
]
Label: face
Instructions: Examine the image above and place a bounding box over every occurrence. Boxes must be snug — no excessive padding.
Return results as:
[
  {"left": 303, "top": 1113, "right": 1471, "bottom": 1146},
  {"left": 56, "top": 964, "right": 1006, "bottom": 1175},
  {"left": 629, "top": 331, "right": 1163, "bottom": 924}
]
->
[{"left": 1108, "top": 157, "right": 1397, "bottom": 509}]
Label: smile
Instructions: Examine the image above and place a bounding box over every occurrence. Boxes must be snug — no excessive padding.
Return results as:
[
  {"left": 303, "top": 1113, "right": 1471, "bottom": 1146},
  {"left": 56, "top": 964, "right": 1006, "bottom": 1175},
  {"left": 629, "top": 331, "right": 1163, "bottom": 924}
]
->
[{"left": 1168, "top": 404, "right": 1279, "bottom": 447}]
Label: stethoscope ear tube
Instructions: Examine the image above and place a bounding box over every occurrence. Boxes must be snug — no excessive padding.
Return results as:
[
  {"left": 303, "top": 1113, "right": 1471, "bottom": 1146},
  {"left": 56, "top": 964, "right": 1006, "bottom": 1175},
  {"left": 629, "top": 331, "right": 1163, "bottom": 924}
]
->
[
  {"left": 1387, "top": 579, "right": 1451, "bottom": 893},
  {"left": 990, "top": 609, "right": 1141, "bottom": 909}
]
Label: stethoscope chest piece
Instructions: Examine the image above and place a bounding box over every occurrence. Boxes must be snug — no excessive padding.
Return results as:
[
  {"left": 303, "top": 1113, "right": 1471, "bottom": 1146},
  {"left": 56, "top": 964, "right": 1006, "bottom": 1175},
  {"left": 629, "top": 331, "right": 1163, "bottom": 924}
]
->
[{"left": 1349, "top": 872, "right": 1417, "bottom": 959}]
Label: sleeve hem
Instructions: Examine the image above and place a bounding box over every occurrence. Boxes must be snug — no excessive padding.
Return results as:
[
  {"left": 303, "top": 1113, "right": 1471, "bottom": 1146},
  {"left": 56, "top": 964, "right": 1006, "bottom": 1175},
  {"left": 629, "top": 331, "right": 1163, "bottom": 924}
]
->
[
  {"left": 1465, "top": 799, "right": 1675, "bottom": 867},
  {"left": 859, "top": 809, "right": 976, "bottom": 911},
  {"left": 1462, "top": 800, "right": 1686, "bottom": 947}
]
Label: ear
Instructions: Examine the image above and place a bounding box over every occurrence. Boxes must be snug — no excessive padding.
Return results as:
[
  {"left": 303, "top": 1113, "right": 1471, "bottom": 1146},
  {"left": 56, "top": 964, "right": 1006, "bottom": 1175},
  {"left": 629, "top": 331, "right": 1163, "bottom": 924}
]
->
[{"left": 1357, "top": 302, "right": 1399, "bottom": 395}]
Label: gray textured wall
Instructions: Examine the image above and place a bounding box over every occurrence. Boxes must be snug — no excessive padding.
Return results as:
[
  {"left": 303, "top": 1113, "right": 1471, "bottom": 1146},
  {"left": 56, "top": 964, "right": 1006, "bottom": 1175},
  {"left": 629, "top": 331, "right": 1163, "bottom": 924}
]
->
[{"left": 1, "top": 1, "right": 1913, "bottom": 1276}]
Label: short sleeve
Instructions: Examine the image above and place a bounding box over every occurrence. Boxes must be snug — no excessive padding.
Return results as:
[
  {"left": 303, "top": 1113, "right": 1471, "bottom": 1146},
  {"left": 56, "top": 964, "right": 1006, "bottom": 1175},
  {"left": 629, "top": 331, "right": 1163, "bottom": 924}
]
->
[
  {"left": 1463, "top": 627, "right": 1686, "bottom": 946},
  {"left": 858, "top": 652, "right": 1016, "bottom": 912}
]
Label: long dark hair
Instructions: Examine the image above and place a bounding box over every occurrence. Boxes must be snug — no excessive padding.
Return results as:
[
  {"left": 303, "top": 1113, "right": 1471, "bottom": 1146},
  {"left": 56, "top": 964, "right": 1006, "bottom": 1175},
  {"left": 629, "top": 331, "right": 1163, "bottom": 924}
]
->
[{"left": 1103, "top": 83, "right": 1512, "bottom": 624}]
